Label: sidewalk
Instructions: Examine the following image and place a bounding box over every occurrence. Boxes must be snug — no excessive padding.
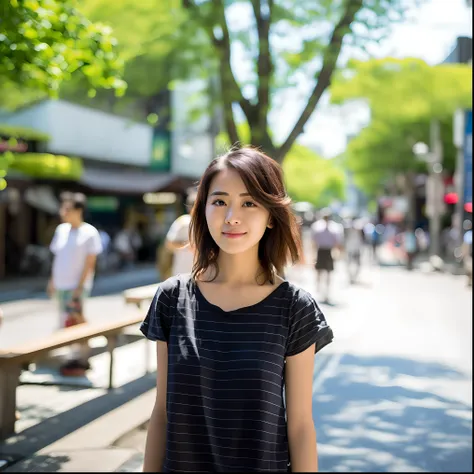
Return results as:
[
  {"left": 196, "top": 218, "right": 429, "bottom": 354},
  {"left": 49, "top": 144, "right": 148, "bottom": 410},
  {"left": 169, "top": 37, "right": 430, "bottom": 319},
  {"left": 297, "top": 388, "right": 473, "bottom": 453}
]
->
[{"left": 0, "top": 263, "right": 158, "bottom": 304}]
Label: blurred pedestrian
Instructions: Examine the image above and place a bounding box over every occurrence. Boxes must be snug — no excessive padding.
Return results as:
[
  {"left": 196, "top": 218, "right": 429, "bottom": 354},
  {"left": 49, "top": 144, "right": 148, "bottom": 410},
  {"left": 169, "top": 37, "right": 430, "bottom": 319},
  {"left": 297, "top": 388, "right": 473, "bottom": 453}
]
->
[
  {"left": 140, "top": 147, "right": 333, "bottom": 472},
  {"left": 113, "top": 223, "right": 142, "bottom": 268},
  {"left": 461, "top": 220, "right": 472, "bottom": 287},
  {"left": 401, "top": 224, "right": 417, "bottom": 271},
  {"left": 310, "top": 209, "right": 343, "bottom": 302},
  {"left": 164, "top": 190, "right": 197, "bottom": 276},
  {"left": 344, "top": 217, "right": 365, "bottom": 284},
  {"left": 48, "top": 192, "right": 103, "bottom": 376}
]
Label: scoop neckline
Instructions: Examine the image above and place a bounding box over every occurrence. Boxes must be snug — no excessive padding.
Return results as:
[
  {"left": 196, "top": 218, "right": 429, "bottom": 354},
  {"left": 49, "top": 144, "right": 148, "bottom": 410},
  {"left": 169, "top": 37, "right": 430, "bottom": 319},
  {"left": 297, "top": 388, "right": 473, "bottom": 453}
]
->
[{"left": 194, "top": 278, "right": 289, "bottom": 314}]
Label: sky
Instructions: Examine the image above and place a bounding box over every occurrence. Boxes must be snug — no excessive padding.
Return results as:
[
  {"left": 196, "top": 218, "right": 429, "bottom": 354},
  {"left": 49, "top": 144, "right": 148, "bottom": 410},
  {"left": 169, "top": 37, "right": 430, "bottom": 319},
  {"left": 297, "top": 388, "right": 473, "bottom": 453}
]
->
[{"left": 230, "top": 0, "right": 473, "bottom": 158}]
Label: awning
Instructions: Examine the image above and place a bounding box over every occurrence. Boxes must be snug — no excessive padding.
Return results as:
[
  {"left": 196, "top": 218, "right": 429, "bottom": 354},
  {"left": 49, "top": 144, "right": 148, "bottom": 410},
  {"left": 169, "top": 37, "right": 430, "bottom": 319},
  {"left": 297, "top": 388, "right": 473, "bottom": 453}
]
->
[
  {"left": 25, "top": 186, "right": 59, "bottom": 214},
  {"left": 79, "top": 167, "right": 176, "bottom": 194}
]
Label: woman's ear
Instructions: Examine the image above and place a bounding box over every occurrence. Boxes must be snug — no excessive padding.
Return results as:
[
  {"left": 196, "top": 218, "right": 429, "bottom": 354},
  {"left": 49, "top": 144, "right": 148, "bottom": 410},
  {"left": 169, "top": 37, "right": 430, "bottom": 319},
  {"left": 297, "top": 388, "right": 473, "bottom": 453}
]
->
[{"left": 267, "top": 219, "right": 273, "bottom": 229}]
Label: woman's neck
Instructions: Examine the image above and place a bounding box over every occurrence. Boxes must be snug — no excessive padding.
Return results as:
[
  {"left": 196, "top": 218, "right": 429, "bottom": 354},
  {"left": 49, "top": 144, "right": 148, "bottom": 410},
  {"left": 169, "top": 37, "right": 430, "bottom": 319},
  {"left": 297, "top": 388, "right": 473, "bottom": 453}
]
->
[{"left": 211, "top": 246, "right": 262, "bottom": 285}]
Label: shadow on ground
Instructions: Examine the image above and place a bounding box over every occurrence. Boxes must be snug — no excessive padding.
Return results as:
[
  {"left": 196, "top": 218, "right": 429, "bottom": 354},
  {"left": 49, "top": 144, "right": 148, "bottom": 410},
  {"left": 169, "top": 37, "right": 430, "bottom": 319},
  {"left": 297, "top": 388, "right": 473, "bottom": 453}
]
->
[{"left": 314, "top": 354, "right": 472, "bottom": 472}]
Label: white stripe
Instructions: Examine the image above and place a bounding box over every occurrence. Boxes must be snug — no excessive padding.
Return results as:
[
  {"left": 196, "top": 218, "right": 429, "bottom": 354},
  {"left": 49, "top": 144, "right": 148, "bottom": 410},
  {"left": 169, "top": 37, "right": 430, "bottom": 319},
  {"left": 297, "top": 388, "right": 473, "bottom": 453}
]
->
[
  {"left": 170, "top": 335, "right": 285, "bottom": 349},
  {"left": 171, "top": 365, "right": 283, "bottom": 385},
  {"left": 178, "top": 315, "right": 287, "bottom": 328},
  {"left": 170, "top": 382, "right": 282, "bottom": 399},
  {"left": 171, "top": 372, "right": 282, "bottom": 390},
  {"left": 168, "top": 389, "right": 283, "bottom": 409},
  {"left": 165, "top": 447, "right": 288, "bottom": 462},
  {"left": 171, "top": 399, "right": 283, "bottom": 417},
  {"left": 169, "top": 344, "right": 284, "bottom": 356},
  {"left": 166, "top": 427, "right": 286, "bottom": 445},
  {"left": 168, "top": 420, "right": 286, "bottom": 436},
  {"left": 170, "top": 352, "right": 284, "bottom": 370}
]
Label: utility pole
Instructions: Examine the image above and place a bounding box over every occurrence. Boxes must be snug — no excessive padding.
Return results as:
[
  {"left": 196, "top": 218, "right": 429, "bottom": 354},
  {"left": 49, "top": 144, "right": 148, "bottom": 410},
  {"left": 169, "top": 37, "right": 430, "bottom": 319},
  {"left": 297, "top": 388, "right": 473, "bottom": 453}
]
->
[
  {"left": 453, "top": 110, "right": 466, "bottom": 247},
  {"left": 428, "top": 119, "right": 444, "bottom": 257}
]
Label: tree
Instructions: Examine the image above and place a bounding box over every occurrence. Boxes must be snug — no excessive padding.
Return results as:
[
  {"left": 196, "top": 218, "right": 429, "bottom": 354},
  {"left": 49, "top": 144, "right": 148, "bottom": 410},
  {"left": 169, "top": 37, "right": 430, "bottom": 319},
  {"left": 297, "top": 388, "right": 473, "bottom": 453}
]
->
[
  {"left": 68, "top": 0, "right": 420, "bottom": 162},
  {"left": 331, "top": 57, "right": 472, "bottom": 121},
  {"left": 282, "top": 144, "right": 345, "bottom": 207},
  {"left": 179, "top": 0, "right": 423, "bottom": 163},
  {"left": 216, "top": 121, "right": 346, "bottom": 208},
  {"left": 0, "top": 0, "right": 126, "bottom": 96},
  {"left": 330, "top": 57, "right": 471, "bottom": 221},
  {"left": 342, "top": 116, "right": 456, "bottom": 197}
]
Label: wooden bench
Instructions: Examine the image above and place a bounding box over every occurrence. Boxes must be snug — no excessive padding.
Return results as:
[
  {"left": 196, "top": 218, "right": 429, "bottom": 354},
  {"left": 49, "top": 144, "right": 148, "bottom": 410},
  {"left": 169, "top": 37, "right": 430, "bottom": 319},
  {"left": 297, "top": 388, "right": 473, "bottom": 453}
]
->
[
  {"left": 0, "top": 315, "right": 144, "bottom": 440},
  {"left": 123, "top": 283, "right": 158, "bottom": 309}
]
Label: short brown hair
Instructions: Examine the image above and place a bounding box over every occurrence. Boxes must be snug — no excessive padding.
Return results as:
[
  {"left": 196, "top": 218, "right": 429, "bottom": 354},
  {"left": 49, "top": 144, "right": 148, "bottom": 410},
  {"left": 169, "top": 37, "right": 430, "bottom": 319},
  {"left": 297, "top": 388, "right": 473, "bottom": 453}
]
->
[
  {"left": 189, "top": 147, "right": 302, "bottom": 284},
  {"left": 60, "top": 191, "right": 87, "bottom": 212}
]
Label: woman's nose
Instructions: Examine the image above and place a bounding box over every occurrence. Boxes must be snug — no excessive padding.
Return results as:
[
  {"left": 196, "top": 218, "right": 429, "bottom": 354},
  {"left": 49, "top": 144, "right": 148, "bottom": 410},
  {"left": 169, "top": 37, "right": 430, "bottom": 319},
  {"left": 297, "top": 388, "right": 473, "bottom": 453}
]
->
[{"left": 225, "top": 206, "right": 241, "bottom": 225}]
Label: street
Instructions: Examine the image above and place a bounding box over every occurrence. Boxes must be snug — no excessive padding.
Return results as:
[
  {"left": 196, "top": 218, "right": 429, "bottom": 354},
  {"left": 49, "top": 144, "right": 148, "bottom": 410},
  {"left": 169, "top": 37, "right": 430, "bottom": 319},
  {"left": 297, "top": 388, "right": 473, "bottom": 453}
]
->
[
  {"left": 286, "top": 258, "right": 472, "bottom": 472},
  {"left": 1, "top": 253, "right": 472, "bottom": 472}
]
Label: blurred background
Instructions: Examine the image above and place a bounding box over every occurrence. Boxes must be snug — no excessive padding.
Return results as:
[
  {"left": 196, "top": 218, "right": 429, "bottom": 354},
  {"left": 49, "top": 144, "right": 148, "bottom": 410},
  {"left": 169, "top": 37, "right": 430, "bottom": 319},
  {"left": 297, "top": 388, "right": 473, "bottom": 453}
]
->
[{"left": 0, "top": 0, "right": 472, "bottom": 472}]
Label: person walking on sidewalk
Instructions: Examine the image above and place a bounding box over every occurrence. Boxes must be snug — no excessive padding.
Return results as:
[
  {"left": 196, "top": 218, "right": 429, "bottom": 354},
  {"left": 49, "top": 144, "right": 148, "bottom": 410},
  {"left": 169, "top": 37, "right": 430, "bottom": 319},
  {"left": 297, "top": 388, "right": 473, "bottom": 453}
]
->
[
  {"left": 344, "top": 217, "right": 365, "bottom": 284},
  {"left": 140, "top": 147, "right": 334, "bottom": 473},
  {"left": 310, "top": 209, "right": 343, "bottom": 302},
  {"left": 48, "top": 192, "right": 103, "bottom": 376}
]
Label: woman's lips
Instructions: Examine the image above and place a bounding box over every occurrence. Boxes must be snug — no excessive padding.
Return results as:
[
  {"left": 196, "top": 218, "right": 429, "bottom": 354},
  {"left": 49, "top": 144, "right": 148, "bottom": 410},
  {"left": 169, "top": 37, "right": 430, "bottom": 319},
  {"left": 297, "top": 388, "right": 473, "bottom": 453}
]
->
[{"left": 222, "top": 232, "right": 247, "bottom": 238}]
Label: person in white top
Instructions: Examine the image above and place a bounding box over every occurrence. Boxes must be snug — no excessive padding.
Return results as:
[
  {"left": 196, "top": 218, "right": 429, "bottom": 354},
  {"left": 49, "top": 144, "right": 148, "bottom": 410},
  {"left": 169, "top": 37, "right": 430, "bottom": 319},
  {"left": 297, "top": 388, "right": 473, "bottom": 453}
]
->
[
  {"left": 48, "top": 192, "right": 103, "bottom": 375},
  {"left": 166, "top": 191, "right": 196, "bottom": 276},
  {"left": 343, "top": 218, "right": 365, "bottom": 284},
  {"left": 165, "top": 191, "right": 197, "bottom": 276}
]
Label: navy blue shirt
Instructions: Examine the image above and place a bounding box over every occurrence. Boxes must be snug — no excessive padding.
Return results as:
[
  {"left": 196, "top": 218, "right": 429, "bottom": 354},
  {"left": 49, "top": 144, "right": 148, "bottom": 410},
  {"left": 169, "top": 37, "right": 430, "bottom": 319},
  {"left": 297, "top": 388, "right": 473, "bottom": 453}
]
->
[{"left": 140, "top": 274, "right": 333, "bottom": 472}]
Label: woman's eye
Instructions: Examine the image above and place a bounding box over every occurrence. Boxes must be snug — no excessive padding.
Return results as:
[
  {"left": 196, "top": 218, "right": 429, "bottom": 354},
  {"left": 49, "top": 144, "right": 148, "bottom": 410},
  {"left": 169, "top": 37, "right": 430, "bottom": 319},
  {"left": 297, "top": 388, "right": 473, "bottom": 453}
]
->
[
  {"left": 243, "top": 201, "right": 257, "bottom": 208},
  {"left": 212, "top": 199, "right": 226, "bottom": 206}
]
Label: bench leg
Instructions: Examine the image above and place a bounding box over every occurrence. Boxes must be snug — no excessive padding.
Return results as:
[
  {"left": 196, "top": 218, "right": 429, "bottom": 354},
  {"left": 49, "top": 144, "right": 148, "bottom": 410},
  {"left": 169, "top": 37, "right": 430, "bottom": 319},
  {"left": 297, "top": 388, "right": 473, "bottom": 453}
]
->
[
  {"left": 0, "top": 365, "right": 20, "bottom": 440},
  {"left": 107, "top": 335, "right": 117, "bottom": 390}
]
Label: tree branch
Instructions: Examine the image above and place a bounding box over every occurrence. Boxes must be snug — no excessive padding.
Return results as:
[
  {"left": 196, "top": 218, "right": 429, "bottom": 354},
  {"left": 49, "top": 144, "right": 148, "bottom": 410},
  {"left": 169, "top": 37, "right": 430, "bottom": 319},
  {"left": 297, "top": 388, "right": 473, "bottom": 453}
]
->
[
  {"left": 250, "top": 0, "right": 273, "bottom": 138},
  {"left": 275, "top": 0, "right": 364, "bottom": 162},
  {"left": 182, "top": 0, "right": 254, "bottom": 128}
]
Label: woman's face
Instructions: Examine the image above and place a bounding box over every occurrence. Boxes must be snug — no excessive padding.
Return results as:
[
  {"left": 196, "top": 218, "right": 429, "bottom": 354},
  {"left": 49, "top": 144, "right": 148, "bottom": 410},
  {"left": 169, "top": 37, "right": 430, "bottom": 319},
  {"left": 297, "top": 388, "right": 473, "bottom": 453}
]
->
[{"left": 205, "top": 168, "right": 271, "bottom": 255}]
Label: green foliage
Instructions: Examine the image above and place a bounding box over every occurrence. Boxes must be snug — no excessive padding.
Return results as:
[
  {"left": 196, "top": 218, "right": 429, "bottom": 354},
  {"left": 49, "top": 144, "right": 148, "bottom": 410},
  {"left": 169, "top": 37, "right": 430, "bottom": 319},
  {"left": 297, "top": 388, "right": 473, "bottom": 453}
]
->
[
  {"left": 330, "top": 57, "right": 471, "bottom": 195},
  {"left": 6, "top": 151, "right": 83, "bottom": 179},
  {"left": 331, "top": 58, "right": 472, "bottom": 121},
  {"left": 0, "top": 123, "right": 50, "bottom": 140},
  {"left": 343, "top": 116, "right": 456, "bottom": 197},
  {"left": 62, "top": 0, "right": 422, "bottom": 162},
  {"left": 0, "top": 0, "right": 126, "bottom": 96},
  {"left": 282, "top": 145, "right": 346, "bottom": 208}
]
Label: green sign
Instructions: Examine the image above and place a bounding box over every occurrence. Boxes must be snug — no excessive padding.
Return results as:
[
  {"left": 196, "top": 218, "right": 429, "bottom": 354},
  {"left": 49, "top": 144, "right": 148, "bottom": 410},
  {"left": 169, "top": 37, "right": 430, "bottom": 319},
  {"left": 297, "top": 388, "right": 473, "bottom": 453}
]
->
[
  {"left": 150, "top": 131, "right": 171, "bottom": 171},
  {"left": 87, "top": 196, "right": 119, "bottom": 212}
]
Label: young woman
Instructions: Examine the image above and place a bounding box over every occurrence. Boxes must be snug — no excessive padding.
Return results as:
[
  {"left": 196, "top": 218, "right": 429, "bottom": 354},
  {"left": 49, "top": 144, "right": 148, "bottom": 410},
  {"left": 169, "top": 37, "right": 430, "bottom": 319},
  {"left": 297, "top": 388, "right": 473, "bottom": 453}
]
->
[{"left": 141, "top": 147, "right": 334, "bottom": 472}]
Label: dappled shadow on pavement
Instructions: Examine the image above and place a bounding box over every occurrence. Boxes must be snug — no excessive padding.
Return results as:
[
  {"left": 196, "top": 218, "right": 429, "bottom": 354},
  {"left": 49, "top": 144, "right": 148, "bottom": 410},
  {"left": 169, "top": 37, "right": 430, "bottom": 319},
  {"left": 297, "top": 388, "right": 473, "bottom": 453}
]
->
[
  {"left": 314, "top": 355, "right": 472, "bottom": 473},
  {"left": 4, "top": 454, "right": 70, "bottom": 472},
  {"left": 0, "top": 374, "right": 156, "bottom": 459}
]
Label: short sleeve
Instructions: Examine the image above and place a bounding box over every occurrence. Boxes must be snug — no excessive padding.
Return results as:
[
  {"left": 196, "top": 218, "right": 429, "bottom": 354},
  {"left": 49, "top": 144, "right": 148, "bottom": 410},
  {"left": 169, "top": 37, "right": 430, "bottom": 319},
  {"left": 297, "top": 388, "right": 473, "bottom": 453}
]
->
[
  {"left": 86, "top": 228, "right": 103, "bottom": 255},
  {"left": 166, "top": 215, "right": 190, "bottom": 243},
  {"left": 286, "top": 291, "right": 333, "bottom": 357},
  {"left": 140, "top": 282, "right": 174, "bottom": 342},
  {"left": 49, "top": 226, "right": 60, "bottom": 254}
]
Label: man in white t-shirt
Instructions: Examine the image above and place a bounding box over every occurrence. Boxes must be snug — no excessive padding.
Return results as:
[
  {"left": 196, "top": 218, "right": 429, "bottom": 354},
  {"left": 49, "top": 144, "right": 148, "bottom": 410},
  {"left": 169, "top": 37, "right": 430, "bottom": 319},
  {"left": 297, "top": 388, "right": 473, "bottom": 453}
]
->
[
  {"left": 165, "top": 191, "right": 197, "bottom": 276},
  {"left": 48, "top": 192, "right": 102, "bottom": 375}
]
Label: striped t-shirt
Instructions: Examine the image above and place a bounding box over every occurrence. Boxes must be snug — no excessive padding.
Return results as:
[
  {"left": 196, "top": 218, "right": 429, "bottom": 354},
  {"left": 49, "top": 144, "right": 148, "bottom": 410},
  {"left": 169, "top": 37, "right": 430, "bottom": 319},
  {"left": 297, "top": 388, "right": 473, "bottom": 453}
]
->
[{"left": 140, "top": 274, "right": 333, "bottom": 472}]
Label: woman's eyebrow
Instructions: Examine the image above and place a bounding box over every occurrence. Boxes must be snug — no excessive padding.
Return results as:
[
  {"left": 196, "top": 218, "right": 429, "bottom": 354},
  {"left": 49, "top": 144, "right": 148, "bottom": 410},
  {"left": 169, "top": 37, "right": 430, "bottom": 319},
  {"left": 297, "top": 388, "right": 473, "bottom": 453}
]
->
[{"left": 209, "top": 191, "right": 251, "bottom": 197}]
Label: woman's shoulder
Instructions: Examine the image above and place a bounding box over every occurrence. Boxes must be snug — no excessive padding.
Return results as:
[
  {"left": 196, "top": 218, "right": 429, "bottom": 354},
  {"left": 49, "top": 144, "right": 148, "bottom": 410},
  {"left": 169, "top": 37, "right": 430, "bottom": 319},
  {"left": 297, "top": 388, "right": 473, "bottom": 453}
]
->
[
  {"left": 282, "top": 280, "right": 319, "bottom": 309},
  {"left": 156, "top": 273, "right": 193, "bottom": 299}
]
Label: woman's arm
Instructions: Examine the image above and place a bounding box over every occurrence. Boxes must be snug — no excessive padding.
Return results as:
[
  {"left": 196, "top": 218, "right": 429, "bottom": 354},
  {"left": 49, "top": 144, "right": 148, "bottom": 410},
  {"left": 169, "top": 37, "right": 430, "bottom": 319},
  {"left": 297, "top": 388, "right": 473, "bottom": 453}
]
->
[
  {"left": 285, "top": 344, "right": 318, "bottom": 472},
  {"left": 143, "top": 341, "right": 168, "bottom": 472}
]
